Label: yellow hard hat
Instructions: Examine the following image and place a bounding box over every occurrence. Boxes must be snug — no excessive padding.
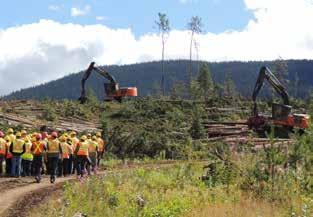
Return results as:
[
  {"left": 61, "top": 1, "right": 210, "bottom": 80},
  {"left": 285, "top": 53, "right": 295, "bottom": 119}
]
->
[
  {"left": 96, "top": 132, "right": 101, "bottom": 137},
  {"left": 4, "top": 135, "right": 10, "bottom": 142},
  {"left": 92, "top": 135, "right": 97, "bottom": 140},
  {"left": 80, "top": 135, "right": 87, "bottom": 141},
  {"left": 63, "top": 133, "right": 69, "bottom": 138},
  {"left": 21, "top": 130, "right": 27, "bottom": 135},
  {"left": 16, "top": 132, "right": 22, "bottom": 137},
  {"left": 7, "top": 128, "right": 14, "bottom": 134},
  {"left": 70, "top": 131, "right": 77, "bottom": 136},
  {"left": 60, "top": 136, "right": 66, "bottom": 142},
  {"left": 87, "top": 133, "right": 91, "bottom": 138}
]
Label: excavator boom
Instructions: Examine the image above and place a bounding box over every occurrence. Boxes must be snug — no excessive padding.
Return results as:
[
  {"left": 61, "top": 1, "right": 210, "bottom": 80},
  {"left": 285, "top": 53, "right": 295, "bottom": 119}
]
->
[{"left": 252, "top": 66, "right": 289, "bottom": 115}]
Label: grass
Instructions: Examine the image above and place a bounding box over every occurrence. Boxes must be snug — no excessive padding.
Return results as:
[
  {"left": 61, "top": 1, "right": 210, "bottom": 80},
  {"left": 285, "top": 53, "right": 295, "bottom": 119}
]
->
[{"left": 29, "top": 162, "right": 290, "bottom": 217}]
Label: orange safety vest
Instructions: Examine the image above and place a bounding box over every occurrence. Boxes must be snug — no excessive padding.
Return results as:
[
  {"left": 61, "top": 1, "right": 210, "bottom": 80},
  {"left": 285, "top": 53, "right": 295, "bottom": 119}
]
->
[
  {"left": 97, "top": 138, "right": 105, "bottom": 152},
  {"left": 0, "top": 138, "right": 6, "bottom": 155},
  {"left": 89, "top": 141, "right": 98, "bottom": 153},
  {"left": 12, "top": 139, "right": 24, "bottom": 153},
  {"left": 48, "top": 139, "right": 60, "bottom": 153},
  {"left": 32, "top": 141, "right": 46, "bottom": 155},
  {"left": 77, "top": 142, "right": 89, "bottom": 156},
  {"left": 60, "top": 142, "right": 70, "bottom": 159}
]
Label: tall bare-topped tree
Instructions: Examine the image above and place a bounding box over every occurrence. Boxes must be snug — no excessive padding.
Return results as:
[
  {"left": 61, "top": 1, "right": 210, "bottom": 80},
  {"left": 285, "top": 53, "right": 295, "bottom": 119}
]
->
[
  {"left": 155, "top": 12, "right": 170, "bottom": 95},
  {"left": 187, "top": 16, "right": 203, "bottom": 91}
]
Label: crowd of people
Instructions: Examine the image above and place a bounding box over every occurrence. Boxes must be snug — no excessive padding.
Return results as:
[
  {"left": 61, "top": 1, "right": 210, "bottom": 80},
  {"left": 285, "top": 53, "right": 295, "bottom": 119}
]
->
[{"left": 0, "top": 128, "right": 106, "bottom": 183}]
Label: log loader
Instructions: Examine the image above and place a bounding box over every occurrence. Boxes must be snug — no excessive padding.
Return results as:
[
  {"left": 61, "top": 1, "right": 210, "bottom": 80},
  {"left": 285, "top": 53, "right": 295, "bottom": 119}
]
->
[
  {"left": 79, "top": 62, "right": 137, "bottom": 104},
  {"left": 247, "top": 66, "right": 309, "bottom": 138}
]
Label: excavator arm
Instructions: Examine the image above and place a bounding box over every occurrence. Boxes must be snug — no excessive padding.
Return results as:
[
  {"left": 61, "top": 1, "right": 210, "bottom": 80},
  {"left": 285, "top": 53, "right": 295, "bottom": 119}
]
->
[{"left": 252, "top": 66, "right": 290, "bottom": 115}]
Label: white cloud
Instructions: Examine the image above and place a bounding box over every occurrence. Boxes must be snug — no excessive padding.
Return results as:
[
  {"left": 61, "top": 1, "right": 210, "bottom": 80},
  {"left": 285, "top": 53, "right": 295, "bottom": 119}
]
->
[
  {"left": 179, "top": 0, "right": 197, "bottom": 4},
  {"left": 0, "top": 0, "right": 313, "bottom": 95},
  {"left": 48, "top": 5, "right": 60, "bottom": 11},
  {"left": 96, "top": 16, "right": 108, "bottom": 21},
  {"left": 71, "top": 5, "right": 91, "bottom": 17}
]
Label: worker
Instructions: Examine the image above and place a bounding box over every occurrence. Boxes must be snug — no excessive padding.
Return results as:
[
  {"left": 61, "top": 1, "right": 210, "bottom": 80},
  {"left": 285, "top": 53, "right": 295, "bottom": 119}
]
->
[
  {"left": 70, "top": 131, "right": 79, "bottom": 174},
  {"left": 5, "top": 128, "right": 15, "bottom": 176},
  {"left": 75, "top": 135, "right": 89, "bottom": 179},
  {"left": 89, "top": 136, "right": 98, "bottom": 174},
  {"left": 47, "top": 131, "right": 62, "bottom": 183},
  {"left": 21, "top": 130, "right": 33, "bottom": 177},
  {"left": 58, "top": 135, "right": 72, "bottom": 177},
  {"left": 41, "top": 131, "right": 49, "bottom": 175},
  {"left": 31, "top": 133, "right": 46, "bottom": 183},
  {"left": 0, "top": 131, "right": 6, "bottom": 176},
  {"left": 10, "top": 132, "right": 26, "bottom": 178},
  {"left": 96, "top": 132, "right": 105, "bottom": 167}
]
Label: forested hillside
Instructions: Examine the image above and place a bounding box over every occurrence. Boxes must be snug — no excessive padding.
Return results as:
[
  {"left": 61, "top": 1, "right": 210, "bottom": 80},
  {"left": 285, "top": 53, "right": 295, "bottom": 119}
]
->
[{"left": 5, "top": 59, "right": 313, "bottom": 100}]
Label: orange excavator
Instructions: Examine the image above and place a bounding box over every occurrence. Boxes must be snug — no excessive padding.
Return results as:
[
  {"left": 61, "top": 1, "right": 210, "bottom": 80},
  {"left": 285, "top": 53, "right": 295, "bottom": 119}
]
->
[
  {"left": 79, "top": 62, "right": 137, "bottom": 104},
  {"left": 247, "top": 66, "right": 309, "bottom": 138}
]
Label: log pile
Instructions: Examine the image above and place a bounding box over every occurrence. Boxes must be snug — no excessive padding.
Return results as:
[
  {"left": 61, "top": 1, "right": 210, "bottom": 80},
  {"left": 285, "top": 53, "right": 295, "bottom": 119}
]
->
[
  {"left": 0, "top": 100, "right": 101, "bottom": 132},
  {"left": 203, "top": 121, "right": 250, "bottom": 139}
]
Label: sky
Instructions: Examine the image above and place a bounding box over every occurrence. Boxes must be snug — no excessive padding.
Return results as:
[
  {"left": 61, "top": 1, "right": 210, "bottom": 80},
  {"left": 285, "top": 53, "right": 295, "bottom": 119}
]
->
[{"left": 0, "top": 0, "right": 313, "bottom": 95}]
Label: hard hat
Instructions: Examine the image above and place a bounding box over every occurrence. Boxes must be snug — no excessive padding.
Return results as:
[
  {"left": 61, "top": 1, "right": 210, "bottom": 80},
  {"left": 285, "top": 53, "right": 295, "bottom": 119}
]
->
[
  {"left": 42, "top": 132, "right": 48, "bottom": 139},
  {"left": 70, "top": 131, "right": 77, "bottom": 136},
  {"left": 16, "top": 132, "right": 22, "bottom": 137},
  {"left": 21, "top": 130, "right": 27, "bottom": 135},
  {"left": 7, "top": 128, "right": 14, "bottom": 134},
  {"left": 87, "top": 133, "right": 91, "bottom": 138},
  {"left": 63, "top": 133, "right": 69, "bottom": 138},
  {"left": 36, "top": 134, "right": 42, "bottom": 140},
  {"left": 59, "top": 136, "right": 66, "bottom": 142},
  {"left": 51, "top": 132, "right": 58, "bottom": 138},
  {"left": 92, "top": 135, "right": 97, "bottom": 140},
  {"left": 96, "top": 132, "right": 101, "bottom": 137},
  {"left": 5, "top": 136, "right": 10, "bottom": 142},
  {"left": 80, "top": 135, "right": 87, "bottom": 141},
  {"left": 0, "top": 131, "right": 4, "bottom": 137}
]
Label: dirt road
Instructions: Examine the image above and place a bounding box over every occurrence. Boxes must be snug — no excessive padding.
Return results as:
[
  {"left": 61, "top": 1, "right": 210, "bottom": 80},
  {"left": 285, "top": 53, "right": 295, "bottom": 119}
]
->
[{"left": 0, "top": 175, "right": 73, "bottom": 217}]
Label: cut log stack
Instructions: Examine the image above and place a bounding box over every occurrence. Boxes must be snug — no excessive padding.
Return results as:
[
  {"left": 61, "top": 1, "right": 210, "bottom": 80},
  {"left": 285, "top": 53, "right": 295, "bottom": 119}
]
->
[
  {"left": 202, "top": 106, "right": 294, "bottom": 148},
  {"left": 0, "top": 100, "right": 101, "bottom": 133}
]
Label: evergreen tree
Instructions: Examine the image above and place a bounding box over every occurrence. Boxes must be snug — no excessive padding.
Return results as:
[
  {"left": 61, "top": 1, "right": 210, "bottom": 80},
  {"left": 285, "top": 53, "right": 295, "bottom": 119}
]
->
[
  {"left": 189, "top": 106, "right": 205, "bottom": 139},
  {"left": 197, "top": 63, "right": 214, "bottom": 101},
  {"left": 223, "top": 72, "right": 237, "bottom": 98}
]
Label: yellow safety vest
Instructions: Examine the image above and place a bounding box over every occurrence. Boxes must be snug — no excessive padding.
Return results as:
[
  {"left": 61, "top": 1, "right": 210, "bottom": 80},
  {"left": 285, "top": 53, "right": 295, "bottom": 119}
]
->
[
  {"left": 48, "top": 139, "right": 60, "bottom": 153},
  {"left": 97, "top": 138, "right": 105, "bottom": 152},
  {"left": 89, "top": 141, "right": 98, "bottom": 153},
  {"left": 21, "top": 141, "right": 33, "bottom": 160},
  {"left": 71, "top": 137, "right": 79, "bottom": 150},
  {"left": 0, "top": 138, "right": 6, "bottom": 155},
  {"left": 12, "top": 139, "right": 24, "bottom": 153},
  {"left": 77, "top": 142, "right": 89, "bottom": 156}
]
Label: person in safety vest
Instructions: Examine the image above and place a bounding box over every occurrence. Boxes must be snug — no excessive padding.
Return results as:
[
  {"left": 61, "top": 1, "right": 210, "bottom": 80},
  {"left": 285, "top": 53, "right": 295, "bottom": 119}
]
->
[
  {"left": 0, "top": 131, "right": 6, "bottom": 176},
  {"left": 10, "top": 132, "right": 26, "bottom": 177},
  {"left": 47, "top": 131, "right": 62, "bottom": 183},
  {"left": 96, "top": 132, "right": 105, "bottom": 167},
  {"left": 75, "top": 135, "right": 89, "bottom": 179},
  {"left": 21, "top": 130, "right": 33, "bottom": 177},
  {"left": 58, "top": 135, "right": 72, "bottom": 177},
  {"left": 89, "top": 136, "right": 99, "bottom": 174},
  {"left": 41, "top": 131, "right": 49, "bottom": 175},
  {"left": 70, "top": 131, "right": 79, "bottom": 174},
  {"left": 5, "top": 128, "right": 15, "bottom": 176},
  {"left": 31, "top": 133, "right": 47, "bottom": 183}
]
